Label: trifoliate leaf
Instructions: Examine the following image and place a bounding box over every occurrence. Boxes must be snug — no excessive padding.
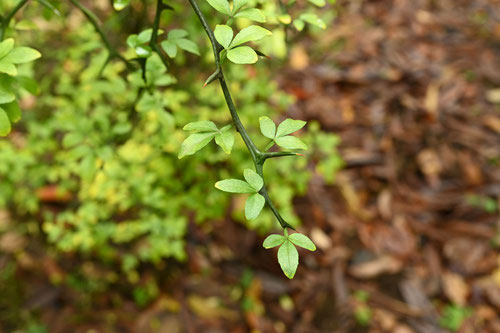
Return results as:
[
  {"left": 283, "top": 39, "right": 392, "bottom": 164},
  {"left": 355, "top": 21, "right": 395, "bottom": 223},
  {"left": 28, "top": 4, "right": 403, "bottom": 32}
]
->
[
  {"left": 259, "top": 116, "right": 276, "bottom": 139},
  {"left": 276, "top": 118, "right": 306, "bottom": 137},
  {"left": 207, "top": 0, "right": 232, "bottom": 15},
  {"left": 278, "top": 240, "right": 299, "bottom": 279},
  {"left": 288, "top": 233, "right": 316, "bottom": 251},
  {"left": 234, "top": 8, "right": 266, "bottom": 22},
  {"left": 243, "top": 169, "right": 263, "bottom": 191},
  {"left": 245, "top": 193, "right": 265, "bottom": 220},
  {"left": 215, "top": 179, "right": 255, "bottom": 193},
  {"left": 183, "top": 120, "right": 218, "bottom": 132},
  {"left": 178, "top": 132, "right": 216, "bottom": 158},
  {"left": 227, "top": 46, "right": 258, "bottom": 64},
  {"left": 263, "top": 234, "right": 286, "bottom": 249},
  {"left": 230, "top": 25, "right": 272, "bottom": 48},
  {"left": 215, "top": 130, "right": 234, "bottom": 154},
  {"left": 275, "top": 135, "right": 307, "bottom": 150},
  {"left": 214, "top": 25, "right": 233, "bottom": 49}
]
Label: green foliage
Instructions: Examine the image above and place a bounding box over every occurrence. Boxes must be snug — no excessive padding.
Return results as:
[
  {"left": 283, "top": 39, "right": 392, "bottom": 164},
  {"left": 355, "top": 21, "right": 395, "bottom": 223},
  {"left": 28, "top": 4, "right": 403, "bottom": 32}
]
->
[
  {"left": 439, "top": 304, "right": 473, "bottom": 331},
  {"left": 161, "top": 29, "right": 200, "bottom": 58},
  {"left": 259, "top": 116, "right": 307, "bottom": 150}
]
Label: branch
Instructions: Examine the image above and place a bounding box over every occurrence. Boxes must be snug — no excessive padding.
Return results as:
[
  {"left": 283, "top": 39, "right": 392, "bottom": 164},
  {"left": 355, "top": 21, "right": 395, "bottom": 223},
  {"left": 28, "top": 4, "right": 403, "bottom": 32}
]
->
[
  {"left": 148, "top": 0, "right": 170, "bottom": 70},
  {"left": 69, "top": 0, "right": 133, "bottom": 71},
  {"left": 0, "top": 0, "right": 30, "bottom": 40},
  {"left": 187, "top": 0, "right": 294, "bottom": 230}
]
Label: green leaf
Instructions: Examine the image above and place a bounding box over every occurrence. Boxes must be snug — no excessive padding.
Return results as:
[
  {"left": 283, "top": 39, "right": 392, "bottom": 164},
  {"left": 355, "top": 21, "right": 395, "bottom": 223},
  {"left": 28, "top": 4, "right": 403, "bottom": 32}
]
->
[
  {"left": 0, "top": 78, "right": 15, "bottom": 104},
  {"left": 62, "top": 132, "right": 84, "bottom": 148},
  {"left": 183, "top": 120, "right": 218, "bottom": 132},
  {"left": 300, "top": 13, "right": 326, "bottom": 29},
  {"left": 220, "top": 124, "right": 232, "bottom": 132},
  {"left": 275, "top": 136, "right": 307, "bottom": 150},
  {"left": 174, "top": 38, "right": 200, "bottom": 55},
  {"left": 16, "top": 76, "right": 39, "bottom": 94},
  {"left": 230, "top": 25, "right": 272, "bottom": 48},
  {"left": 168, "top": 29, "right": 189, "bottom": 39},
  {"left": 234, "top": 8, "right": 266, "bottom": 22},
  {"left": 2, "top": 47, "right": 41, "bottom": 64},
  {"left": 245, "top": 193, "right": 265, "bottom": 220},
  {"left": 278, "top": 240, "right": 299, "bottom": 279},
  {"left": 0, "top": 62, "right": 17, "bottom": 76},
  {"left": 161, "top": 40, "right": 177, "bottom": 58},
  {"left": 227, "top": 46, "right": 258, "bottom": 64},
  {"left": 126, "top": 35, "right": 138, "bottom": 48},
  {"left": 135, "top": 45, "right": 152, "bottom": 58},
  {"left": 214, "top": 25, "right": 233, "bottom": 49},
  {"left": 307, "top": 0, "right": 326, "bottom": 6},
  {"left": 207, "top": 0, "right": 231, "bottom": 15},
  {"left": 232, "top": 0, "right": 249, "bottom": 13},
  {"left": 293, "top": 19, "right": 305, "bottom": 31},
  {"left": 288, "top": 233, "right": 316, "bottom": 251},
  {"left": 215, "top": 131, "right": 234, "bottom": 154},
  {"left": 113, "top": 0, "right": 130, "bottom": 11},
  {"left": 263, "top": 234, "right": 286, "bottom": 249},
  {"left": 137, "top": 29, "right": 155, "bottom": 44},
  {"left": 259, "top": 116, "right": 276, "bottom": 139},
  {"left": 215, "top": 179, "right": 255, "bottom": 193},
  {"left": 276, "top": 118, "right": 306, "bottom": 137},
  {"left": 2, "top": 101, "right": 21, "bottom": 123},
  {"left": 0, "top": 38, "right": 14, "bottom": 59},
  {"left": 0, "top": 107, "right": 11, "bottom": 136},
  {"left": 243, "top": 169, "right": 263, "bottom": 191},
  {"left": 178, "top": 132, "right": 216, "bottom": 159}
]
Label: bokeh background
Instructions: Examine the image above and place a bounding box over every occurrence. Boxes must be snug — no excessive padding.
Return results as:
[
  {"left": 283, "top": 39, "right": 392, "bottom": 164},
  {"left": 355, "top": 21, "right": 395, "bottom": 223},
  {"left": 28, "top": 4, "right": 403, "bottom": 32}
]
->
[{"left": 1, "top": 0, "right": 500, "bottom": 332}]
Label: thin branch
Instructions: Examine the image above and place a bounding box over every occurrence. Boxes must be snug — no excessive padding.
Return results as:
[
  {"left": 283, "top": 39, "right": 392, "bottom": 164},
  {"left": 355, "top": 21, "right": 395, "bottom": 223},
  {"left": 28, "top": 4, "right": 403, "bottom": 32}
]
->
[
  {"left": 187, "top": 0, "right": 294, "bottom": 230},
  {"left": 0, "top": 0, "right": 30, "bottom": 40},
  {"left": 69, "top": 0, "right": 133, "bottom": 70},
  {"left": 149, "top": 0, "right": 170, "bottom": 70}
]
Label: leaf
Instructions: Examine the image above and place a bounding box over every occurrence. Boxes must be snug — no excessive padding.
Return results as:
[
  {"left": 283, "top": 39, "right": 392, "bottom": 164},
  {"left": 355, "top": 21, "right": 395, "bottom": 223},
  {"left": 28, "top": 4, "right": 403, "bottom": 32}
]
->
[
  {"left": 206, "top": 0, "right": 231, "bottom": 15},
  {"left": 227, "top": 46, "right": 258, "bottom": 64},
  {"left": 276, "top": 118, "right": 306, "bottom": 137},
  {"left": 234, "top": 8, "right": 266, "bottom": 22},
  {"left": 63, "top": 132, "right": 84, "bottom": 148},
  {"left": 259, "top": 116, "right": 276, "bottom": 139},
  {"left": 126, "top": 35, "right": 138, "bottom": 48},
  {"left": 263, "top": 234, "right": 286, "bottom": 249},
  {"left": 113, "top": 0, "right": 130, "bottom": 11},
  {"left": 0, "top": 107, "right": 11, "bottom": 136},
  {"left": 230, "top": 25, "right": 272, "bottom": 48},
  {"left": 293, "top": 19, "right": 305, "bottom": 31},
  {"left": 278, "top": 240, "right": 299, "bottom": 279},
  {"left": 300, "top": 13, "right": 326, "bottom": 29},
  {"left": 178, "top": 132, "right": 216, "bottom": 159},
  {"left": 307, "top": 0, "right": 326, "bottom": 6},
  {"left": 168, "top": 29, "right": 189, "bottom": 39},
  {"left": 0, "top": 62, "right": 17, "bottom": 76},
  {"left": 16, "top": 75, "right": 39, "bottom": 94},
  {"left": 2, "top": 47, "right": 41, "bottom": 64},
  {"left": 215, "top": 131, "right": 234, "bottom": 154},
  {"left": 137, "top": 29, "right": 154, "bottom": 44},
  {"left": 0, "top": 38, "right": 14, "bottom": 59},
  {"left": 135, "top": 45, "right": 152, "bottom": 58},
  {"left": 220, "top": 124, "right": 232, "bottom": 132},
  {"left": 243, "top": 169, "right": 263, "bottom": 191},
  {"left": 183, "top": 120, "right": 218, "bottom": 132},
  {"left": 214, "top": 25, "right": 233, "bottom": 49},
  {"left": 245, "top": 193, "right": 265, "bottom": 220},
  {"left": 214, "top": 179, "right": 255, "bottom": 193},
  {"left": 0, "top": 78, "right": 15, "bottom": 104},
  {"left": 275, "top": 136, "right": 307, "bottom": 150},
  {"left": 161, "top": 40, "right": 177, "bottom": 58},
  {"left": 174, "top": 38, "right": 200, "bottom": 55},
  {"left": 2, "top": 101, "right": 21, "bottom": 123},
  {"left": 288, "top": 233, "right": 316, "bottom": 251},
  {"left": 232, "top": 0, "right": 249, "bottom": 13}
]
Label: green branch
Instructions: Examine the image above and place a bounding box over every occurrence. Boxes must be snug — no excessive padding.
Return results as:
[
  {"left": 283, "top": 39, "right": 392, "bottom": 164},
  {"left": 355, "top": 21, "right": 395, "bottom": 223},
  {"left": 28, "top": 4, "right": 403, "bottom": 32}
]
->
[
  {"left": 0, "top": 0, "right": 30, "bottom": 40},
  {"left": 187, "top": 0, "right": 294, "bottom": 230},
  {"left": 69, "top": 0, "right": 133, "bottom": 71}
]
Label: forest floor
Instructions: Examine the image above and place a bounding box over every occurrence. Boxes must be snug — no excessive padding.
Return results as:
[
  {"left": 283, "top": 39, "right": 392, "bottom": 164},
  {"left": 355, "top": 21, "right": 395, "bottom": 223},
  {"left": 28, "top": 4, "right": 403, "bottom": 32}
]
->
[{"left": 3, "top": 0, "right": 500, "bottom": 332}]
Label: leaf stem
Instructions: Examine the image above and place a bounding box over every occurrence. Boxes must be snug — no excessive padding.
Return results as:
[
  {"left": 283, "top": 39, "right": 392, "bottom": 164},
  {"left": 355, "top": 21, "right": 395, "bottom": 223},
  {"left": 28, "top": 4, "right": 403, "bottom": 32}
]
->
[
  {"left": 187, "top": 0, "right": 294, "bottom": 230},
  {"left": 69, "top": 0, "right": 133, "bottom": 70},
  {"left": 149, "top": 0, "right": 170, "bottom": 70},
  {"left": 0, "top": 0, "right": 30, "bottom": 40}
]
